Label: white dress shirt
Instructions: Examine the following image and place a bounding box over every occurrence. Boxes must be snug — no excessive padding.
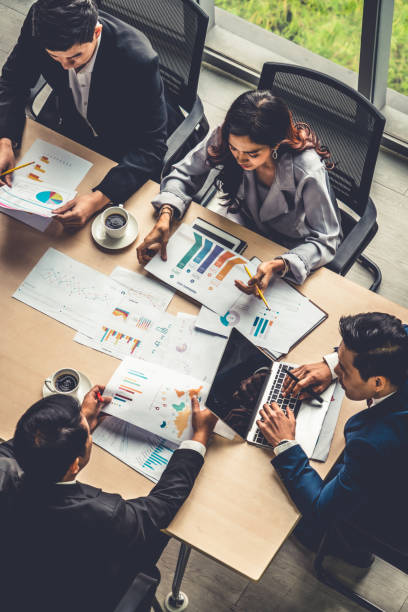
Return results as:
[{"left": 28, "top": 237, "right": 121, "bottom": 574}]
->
[{"left": 68, "top": 26, "right": 102, "bottom": 135}]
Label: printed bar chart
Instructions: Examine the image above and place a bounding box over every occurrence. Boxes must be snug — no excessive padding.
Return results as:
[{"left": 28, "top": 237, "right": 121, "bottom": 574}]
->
[
  {"left": 100, "top": 326, "right": 141, "bottom": 355},
  {"left": 142, "top": 441, "right": 174, "bottom": 470},
  {"left": 197, "top": 244, "right": 224, "bottom": 274},
  {"left": 192, "top": 238, "right": 213, "bottom": 264},
  {"left": 176, "top": 232, "right": 202, "bottom": 269}
]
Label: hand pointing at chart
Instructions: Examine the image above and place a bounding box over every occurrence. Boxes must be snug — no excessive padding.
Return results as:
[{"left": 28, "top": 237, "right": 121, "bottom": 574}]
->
[
  {"left": 235, "top": 259, "right": 286, "bottom": 298},
  {"left": 53, "top": 190, "right": 110, "bottom": 228}
]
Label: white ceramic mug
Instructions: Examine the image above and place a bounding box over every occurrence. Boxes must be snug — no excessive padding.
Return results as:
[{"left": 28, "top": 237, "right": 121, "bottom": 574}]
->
[
  {"left": 45, "top": 368, "right": 80, "bottom": 397},
  {"left": 102, "top": 204, "right": 129, "bottom": 239}
]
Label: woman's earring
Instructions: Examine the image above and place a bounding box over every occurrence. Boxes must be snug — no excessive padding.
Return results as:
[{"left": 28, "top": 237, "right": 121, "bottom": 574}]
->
[{"left": 272, "top": 149, "right": 278, "bottom": 160}]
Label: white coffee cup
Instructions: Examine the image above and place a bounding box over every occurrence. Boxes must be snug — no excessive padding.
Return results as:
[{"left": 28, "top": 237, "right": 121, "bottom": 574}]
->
[
  {"left": 102, "top": 204, "right": 128, "bottom": 239},
  {"left": 45, "top": 368, "right": 80, "bottom": 397}
]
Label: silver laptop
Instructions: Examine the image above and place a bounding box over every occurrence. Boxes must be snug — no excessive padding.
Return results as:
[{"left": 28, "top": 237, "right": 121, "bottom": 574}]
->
[{"left": 207, "top": 328, "right": 311, "bottom": 448}]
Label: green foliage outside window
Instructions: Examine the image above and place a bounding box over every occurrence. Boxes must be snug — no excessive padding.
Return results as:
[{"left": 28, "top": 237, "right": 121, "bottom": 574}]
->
[{"left": 215, "top": 0, "right": 408, "bottom": 96}]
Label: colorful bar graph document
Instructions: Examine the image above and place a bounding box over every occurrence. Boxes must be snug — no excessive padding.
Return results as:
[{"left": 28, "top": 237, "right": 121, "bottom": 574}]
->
[
  {"left": 0, "top": 139, "right": 92, "bottom": 228},
  {"left": 103, "top": 357, "right": 209, "bottom": 444},
  {"left": 93, "top": 415, "right": 177, "bottom": 483},
  {"left": 195, "top": 276, "right": 326, "bottom": 355},
  {"left": 145, "top": 224, "right": 250, "bottom": 315}
]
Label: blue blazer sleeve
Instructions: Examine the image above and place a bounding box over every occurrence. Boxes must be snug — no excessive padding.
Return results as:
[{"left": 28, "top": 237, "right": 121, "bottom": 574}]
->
[{"left": 272, "top": 439, "right": 376, "bottom": 525}]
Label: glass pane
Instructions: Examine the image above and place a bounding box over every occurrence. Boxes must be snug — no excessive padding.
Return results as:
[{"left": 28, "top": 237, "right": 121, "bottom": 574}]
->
[
  {"left": 215, "top": 0, "right": 363, "bottom": 73},
  {"left": 388, "top": 0, "right": 407, "bottom": 95}
]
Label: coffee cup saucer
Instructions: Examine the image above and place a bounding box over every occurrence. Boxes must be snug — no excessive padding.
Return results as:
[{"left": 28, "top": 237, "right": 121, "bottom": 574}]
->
[
  {"left": 42, "top": 371, "right": 92, "bottom": 404},
  {"left": 92, "top": 210, "right": 139, "bottom": 250}
]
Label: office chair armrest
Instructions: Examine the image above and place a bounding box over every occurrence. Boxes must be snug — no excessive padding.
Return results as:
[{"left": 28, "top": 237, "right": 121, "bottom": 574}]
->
[
  {"left": 326, "top": 197, "right": 378, "bottom": 276},
  {"left": 114, "top": 572, "right": 160, "bottom": 612},
  {"left": 25, "top": 76, "right": 48, "bottom": 121},
  {"left": 162, "top": 96, "right": 208, "bottom": 178}
]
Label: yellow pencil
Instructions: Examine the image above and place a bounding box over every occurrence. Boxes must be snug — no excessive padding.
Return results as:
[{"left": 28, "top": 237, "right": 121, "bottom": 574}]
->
[
  {"left": 0, "top": 161, "right": 35, "bottom": 178},
  {"left": 244, "top": 265, "right": 271, "bottom": 311}
]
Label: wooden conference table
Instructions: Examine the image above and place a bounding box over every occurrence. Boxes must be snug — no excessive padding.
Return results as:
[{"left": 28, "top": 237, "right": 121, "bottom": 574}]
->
[{"left": 1, "top": 120, "right": 408, "bottom": 583}]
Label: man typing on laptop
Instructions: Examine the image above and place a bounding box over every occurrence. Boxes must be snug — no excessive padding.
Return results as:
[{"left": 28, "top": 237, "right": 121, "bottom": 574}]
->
[{"left": 257, "top": 312, "right": 408, "bottom": 566}]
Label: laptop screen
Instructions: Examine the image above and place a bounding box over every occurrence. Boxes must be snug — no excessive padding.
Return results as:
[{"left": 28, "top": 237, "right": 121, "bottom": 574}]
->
[{"left": 206, "top": 328, "right": 272, "bottom": 438}]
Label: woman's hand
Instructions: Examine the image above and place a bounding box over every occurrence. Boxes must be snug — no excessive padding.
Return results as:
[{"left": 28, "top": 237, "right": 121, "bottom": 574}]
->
[
  {"left": 137, "top": 214, "right": 171, "bottom": 265},
  {"left": 0, "top": 138, "right": 16, "bottom": 187},
  {"left": 235, "top": 259, "right": 285, "bottom": 296}
]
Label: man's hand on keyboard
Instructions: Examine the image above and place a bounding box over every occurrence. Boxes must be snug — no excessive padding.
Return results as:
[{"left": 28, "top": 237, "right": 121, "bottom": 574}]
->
[
  {"left": 282, "top": 361, "right": 332, "bottom": 400},
  {"left": 257, "top": 402, "right": 296, "bottom": 448}
]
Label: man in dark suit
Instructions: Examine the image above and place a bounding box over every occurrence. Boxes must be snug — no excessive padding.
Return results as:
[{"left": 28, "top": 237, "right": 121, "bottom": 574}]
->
[
  {"left": 0, "top": 0, "right": 167, "bottom": 227},
  {"left": 257, "top": 312, "right": 408, "bottom": 564},
  {"left": 0, "top": 385, "right": 217, "bottom": 612}
]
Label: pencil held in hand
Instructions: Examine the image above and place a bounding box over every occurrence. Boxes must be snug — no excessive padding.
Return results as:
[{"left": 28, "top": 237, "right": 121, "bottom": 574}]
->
[
  {"left": 0, "top": 161, "right": 35, "bottom": 178},
  {"left": 243, "top": 265, "right": 271, "bottom": 311}
]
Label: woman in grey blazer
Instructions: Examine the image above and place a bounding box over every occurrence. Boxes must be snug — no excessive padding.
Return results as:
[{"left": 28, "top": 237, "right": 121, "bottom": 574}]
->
[{"left": 137, "top": 91, "right": 342, "bottom": 289}]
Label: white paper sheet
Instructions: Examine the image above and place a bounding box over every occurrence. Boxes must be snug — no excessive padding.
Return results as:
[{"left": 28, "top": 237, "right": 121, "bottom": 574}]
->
[
  {"left": 110, "top": 266, "right": 175, "bottom": 311},
  {"left": 147, "top": 313, "right": 227, "bottom": 382},
  {"left": 93, "top": 415, "right": 177, "bottom": 483},
  {"left": 0, "top": 139, "right": 92, "bottom": 228},
  {"left": 0, "top": 178, "right": 75, "bottom": 217},
  {"left": 74, "top": 302, "right": 176, "bottom": 360},
  {"left": 11, "top": 139, "right": 92, "bottom": 189},
  {"left": 195, "top": 277, "right": 325, "bottom": 354},
  {"left": 0, "top": 207, "right": 52, "bottom": 231},
  {"left": 295, "top": 382, "right": 336, "bottom": 457},
  {"left": 103, "top": 357, "right": 208, "bottom": 444},
  {"left": 13, "top": 248, "right": 124, "bottom": 334},
  {"left": 145, "top": 224, "right": 250, "bottom": 314}
]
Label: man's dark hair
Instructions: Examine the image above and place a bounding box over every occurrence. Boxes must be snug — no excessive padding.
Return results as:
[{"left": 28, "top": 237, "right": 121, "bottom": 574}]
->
[
  {"left": 32, "top": 0, "right": 98, "bottom": 51},
  {"left": 339, "top": 312, "right": 408, "bottom": 387},
  {"left": 13, "top": 395, "right": 88, "bottom": 485}
]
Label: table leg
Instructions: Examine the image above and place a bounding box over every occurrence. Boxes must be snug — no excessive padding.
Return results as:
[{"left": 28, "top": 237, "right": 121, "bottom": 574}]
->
[{"left": 164, "top": 542, "right": 192, "bottom": 611}]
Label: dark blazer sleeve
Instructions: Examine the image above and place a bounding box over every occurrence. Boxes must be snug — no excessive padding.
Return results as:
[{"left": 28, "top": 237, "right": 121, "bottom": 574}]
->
[
  {"left": 0, "top": 7, "right": 42, "bottom": 144},
  {"left": 121, "top": 448, "right": 203, "bottom": 530},
  {"left": 94, "top": 54, "right": 167, "bottom": 203},
  {"left": 272, "top": 439, "right": 376, "bottom": 525}
]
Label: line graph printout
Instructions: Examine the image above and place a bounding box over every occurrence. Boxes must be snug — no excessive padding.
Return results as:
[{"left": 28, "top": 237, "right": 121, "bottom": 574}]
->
[
  {"left": 195, "top": 276, "right": 326, "bottom": 354},
  {"left": 93, "top": 415, "right": 177, "bottom": 483},
  {"left": 13, "top": 248, "right": 124, "bottom": 334},
  {"left": 104, "top": 357, "right": 208, "bottom": 444},
  {"left": 110, "top": 266, "right": 175, "bottom": 311},
  {"left": 145, "top": 224, "right": 249, "bottom": 314}
]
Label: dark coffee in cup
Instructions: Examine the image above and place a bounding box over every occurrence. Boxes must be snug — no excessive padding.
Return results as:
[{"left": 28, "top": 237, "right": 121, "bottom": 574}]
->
[
  {"left": 105, "top": 213, "right": 126, "bottom": 229},
  {"left": 55, "top": 373, "right": 78, "bottom": 392}
]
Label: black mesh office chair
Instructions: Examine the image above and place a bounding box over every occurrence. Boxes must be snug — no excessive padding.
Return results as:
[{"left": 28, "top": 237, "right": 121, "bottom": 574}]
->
[
  {"left": 258, "top": 62, "right": 386, "bottom": 292},
  {"left": 26, "top": 0, "right": 209, "bottom": 178},
  {"left": 314, "top": 522, "right": 408, "bottom": 611},
  {"left": 114, "top": 572, "right": 162, "bottom": 612}
]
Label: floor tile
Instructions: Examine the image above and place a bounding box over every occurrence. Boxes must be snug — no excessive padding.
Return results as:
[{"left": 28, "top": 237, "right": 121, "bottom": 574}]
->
[
  {"left": 374, "top": 148, "right": 408, "bottom": 195},
  {"left": 0, "top": 5, "right": 24, "bottom": 54}
]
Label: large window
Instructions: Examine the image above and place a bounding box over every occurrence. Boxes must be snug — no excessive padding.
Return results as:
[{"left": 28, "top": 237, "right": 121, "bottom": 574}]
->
[
  {"left": 214, "top": 0, "right": 363, "bottom": 73},
  {"left": 388, "top": 0, "right": 408, "bottom": 96}
]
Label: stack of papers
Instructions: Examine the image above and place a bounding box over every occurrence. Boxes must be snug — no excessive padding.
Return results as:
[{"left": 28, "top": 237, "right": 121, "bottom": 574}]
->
[{"left": 0, "top": 139, "right": 92, "bottom": 230}]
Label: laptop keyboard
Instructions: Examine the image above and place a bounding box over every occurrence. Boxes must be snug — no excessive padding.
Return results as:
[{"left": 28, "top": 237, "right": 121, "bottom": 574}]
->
[{"left": 253, "top": 364, "right": 301, "bottom": 446}]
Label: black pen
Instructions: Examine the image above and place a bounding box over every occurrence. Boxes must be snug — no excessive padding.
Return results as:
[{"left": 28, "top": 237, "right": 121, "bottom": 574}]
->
[{"left": 282, "top": 367, "right": 323, "bottom": 404}]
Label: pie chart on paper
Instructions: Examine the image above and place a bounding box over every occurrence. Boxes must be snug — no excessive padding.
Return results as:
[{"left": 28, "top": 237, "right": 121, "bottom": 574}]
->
[{"left": 36, "top": 191, "right": 64, "bottom": 206}]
